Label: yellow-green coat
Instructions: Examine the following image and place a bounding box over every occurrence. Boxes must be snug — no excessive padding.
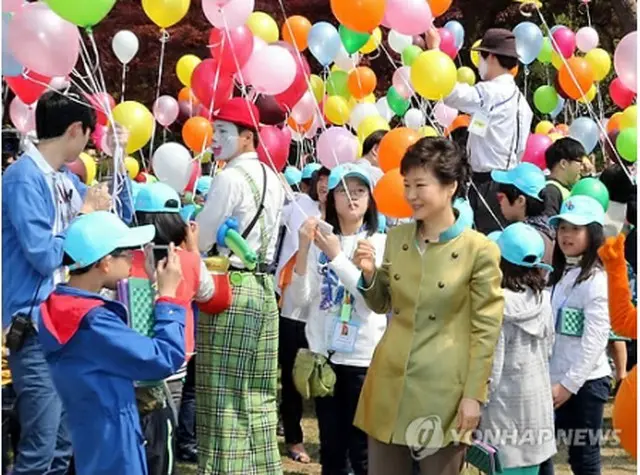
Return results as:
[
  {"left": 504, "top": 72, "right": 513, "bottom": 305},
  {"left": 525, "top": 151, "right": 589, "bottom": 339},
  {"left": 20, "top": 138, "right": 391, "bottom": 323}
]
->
[{"left": 354, "top": 223, "right": 504, "bottom": 447}]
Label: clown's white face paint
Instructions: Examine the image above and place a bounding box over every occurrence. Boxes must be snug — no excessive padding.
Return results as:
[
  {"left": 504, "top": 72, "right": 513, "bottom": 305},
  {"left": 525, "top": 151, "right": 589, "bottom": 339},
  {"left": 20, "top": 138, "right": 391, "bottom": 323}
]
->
[{"left": 212, "top": 120, "right": 239, "bottom": 161}]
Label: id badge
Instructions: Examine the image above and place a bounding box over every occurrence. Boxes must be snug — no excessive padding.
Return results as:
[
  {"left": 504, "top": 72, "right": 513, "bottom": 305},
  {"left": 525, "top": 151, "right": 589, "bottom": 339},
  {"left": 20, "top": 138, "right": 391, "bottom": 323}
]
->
[
  {"left": 329, "top": 317, "right": 359, "bottom": 354},
  {"left": 468, "top": 112, "right": 490, "bottom": 137}
]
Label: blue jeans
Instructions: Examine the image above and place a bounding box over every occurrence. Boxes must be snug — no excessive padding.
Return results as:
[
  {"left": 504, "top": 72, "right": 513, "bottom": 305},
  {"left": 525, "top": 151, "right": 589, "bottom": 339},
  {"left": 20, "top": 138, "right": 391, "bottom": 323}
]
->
[
  {"left": 7, "top": 334, "right": 72, "bottom": 475},
  {"left": 177, "top": 356, "right": 195, "bottom": 453}
]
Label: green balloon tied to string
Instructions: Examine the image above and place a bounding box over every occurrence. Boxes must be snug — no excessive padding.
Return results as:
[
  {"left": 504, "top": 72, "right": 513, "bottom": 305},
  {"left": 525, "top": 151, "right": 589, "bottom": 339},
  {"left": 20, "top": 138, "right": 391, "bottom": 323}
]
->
[
  {"left": 339, "top": 25, "right": 371, "bottom": 55},
  {"left": 570, "top": 177, "right": 610, "bottom": 212},
  {"left": 617, "top": 128, "right": 638, "bottom": 164},
  {"left": 537, "top": 37, "right": 553, "bottom": 64},
  {"left": 45, "top": 0, "right": 116, "bottom": 28},
  {"left": 401, "top": 45, "right": 422, "bottom": 67},
  {"left": 533, "top": 85, "right": 559, "bottom": 114},
  {"left": 387, "top": 86, "right": 410, "bottom": 117},
  {"left": 326, "top": 70, "right": 350, "bottom": 99}
]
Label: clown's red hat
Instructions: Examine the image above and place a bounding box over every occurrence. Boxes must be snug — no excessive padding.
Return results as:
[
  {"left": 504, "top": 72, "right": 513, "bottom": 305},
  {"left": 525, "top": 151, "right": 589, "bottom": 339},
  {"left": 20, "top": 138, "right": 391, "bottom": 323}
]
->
[{"left": 212, "top": 98, "right": 261, "bottom": 129}]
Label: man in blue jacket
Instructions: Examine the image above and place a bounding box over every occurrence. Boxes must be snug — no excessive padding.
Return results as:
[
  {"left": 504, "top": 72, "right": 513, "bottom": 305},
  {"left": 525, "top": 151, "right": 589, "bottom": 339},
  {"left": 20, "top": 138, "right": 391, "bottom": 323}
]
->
[{"left": 2, "top": 89, "right": 132, "bottom": 475}]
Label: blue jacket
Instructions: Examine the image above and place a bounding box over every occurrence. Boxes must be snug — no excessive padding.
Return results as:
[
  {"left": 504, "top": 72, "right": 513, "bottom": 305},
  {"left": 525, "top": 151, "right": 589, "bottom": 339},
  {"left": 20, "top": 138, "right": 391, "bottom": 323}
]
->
[
  {"left": 2, "top": 153, "right": 133, "bottom": 328},
  {"left": 38, "top": 285, "right": 186, "bottom": 475}
]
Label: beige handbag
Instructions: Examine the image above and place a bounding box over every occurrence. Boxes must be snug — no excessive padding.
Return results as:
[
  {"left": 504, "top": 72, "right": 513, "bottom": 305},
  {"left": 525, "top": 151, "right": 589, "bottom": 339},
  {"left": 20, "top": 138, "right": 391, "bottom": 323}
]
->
[{"left": 292, "top": 349, "right": 337, "bottom": 399}]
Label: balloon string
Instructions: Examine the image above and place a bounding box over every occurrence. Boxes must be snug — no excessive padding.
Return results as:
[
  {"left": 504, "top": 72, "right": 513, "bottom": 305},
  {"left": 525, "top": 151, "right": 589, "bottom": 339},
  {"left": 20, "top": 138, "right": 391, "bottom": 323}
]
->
[
  {"left": 148, "top": 29, "right": 170, "bottom": 163},
  {"left": 120, "top": 65, "right": 127, "bottom": 103}
]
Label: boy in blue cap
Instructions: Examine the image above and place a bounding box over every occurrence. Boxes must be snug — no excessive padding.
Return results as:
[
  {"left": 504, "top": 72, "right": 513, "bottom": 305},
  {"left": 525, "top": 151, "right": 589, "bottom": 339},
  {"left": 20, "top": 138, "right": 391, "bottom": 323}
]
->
[{"left": 38, "top": 211, "right": 188, "bottom": 475}]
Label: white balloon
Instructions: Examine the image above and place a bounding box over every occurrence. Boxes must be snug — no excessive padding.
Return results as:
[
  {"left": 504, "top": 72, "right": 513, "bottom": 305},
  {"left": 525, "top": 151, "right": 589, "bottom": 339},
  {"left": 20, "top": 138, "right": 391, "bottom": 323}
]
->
[
  {"left": 112, "top": 30, "right": 139, "bottom": 65},
  {"left": 350, "top": 103, "right": 379, "bottom": 130},
  {"left": 50, "top": 76, "right": 70, "bottom": 91},
  {"left": 153, "top": 142, "right": 192, "bottom": 192},
  {"left": 376, "top": 97, "right": 394, "bottom": 122},
  {"left": 404, "top": 108, "right": 425, "bottom": 129},
  {"left": 388, "top": 30, "right": 412, "bottom": 54},
  {"left": 334, "top": 44, "right": 360, "bottom": 71}
]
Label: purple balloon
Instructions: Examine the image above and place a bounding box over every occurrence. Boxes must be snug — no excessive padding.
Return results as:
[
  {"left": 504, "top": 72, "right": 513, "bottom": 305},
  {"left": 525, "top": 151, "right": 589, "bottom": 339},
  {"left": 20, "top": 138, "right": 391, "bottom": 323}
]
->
[
  {"left": 317, "top": 127, "right": 359, "bottom": 169},
  {"left": 153, "top": 95, "right": 179, "bottom": 127}
]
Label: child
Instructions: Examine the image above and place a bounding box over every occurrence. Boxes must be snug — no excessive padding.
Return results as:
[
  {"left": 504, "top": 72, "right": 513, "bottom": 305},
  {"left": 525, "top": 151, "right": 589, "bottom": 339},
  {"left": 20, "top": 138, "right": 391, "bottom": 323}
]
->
[
  {"left": 483, "top": 222, "right": 556, "bottom": 474},
  {"left": 38, "top": 211, "right": 187, "bottom": 475},
  {"left": 543, "top": 138, "right": 586, "bottom": 217},
  {"left": 540, "top": 195, "right": 611, "bottom": 475}
]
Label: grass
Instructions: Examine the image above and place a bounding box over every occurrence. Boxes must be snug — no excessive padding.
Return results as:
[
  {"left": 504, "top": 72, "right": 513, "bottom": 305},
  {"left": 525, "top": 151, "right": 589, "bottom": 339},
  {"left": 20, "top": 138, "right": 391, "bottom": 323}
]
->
[{"left": 178, "top": 402, "right": 636, "bottom": 475}]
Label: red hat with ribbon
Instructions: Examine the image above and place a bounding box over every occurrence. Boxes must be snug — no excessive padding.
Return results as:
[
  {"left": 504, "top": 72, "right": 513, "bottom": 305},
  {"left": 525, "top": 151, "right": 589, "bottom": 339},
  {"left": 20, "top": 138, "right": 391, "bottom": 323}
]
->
[{"left": 212, "top": 97, "right": 261, "bottom": 129}]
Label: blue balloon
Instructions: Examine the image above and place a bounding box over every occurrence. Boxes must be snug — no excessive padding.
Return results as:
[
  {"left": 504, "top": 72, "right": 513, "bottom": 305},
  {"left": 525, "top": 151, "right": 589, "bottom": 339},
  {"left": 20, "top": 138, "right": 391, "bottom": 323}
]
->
[
  {"left": 2, "top": 13, "right": 22, "bottom": 77},
  {"left": 569, "top": 117, "right": 599, "bottom": 154},
  {"left": 308, "top": 22, "right": 341, "bottom": 67},
  {"left": 444, "top": 21, "right": 465, "bottom": 50},
  {"left": 513, "top": 22, "right": 543, "bottom": 65},
  {"left": 550, "top": 96, "right": 565, "bottom": 120}
]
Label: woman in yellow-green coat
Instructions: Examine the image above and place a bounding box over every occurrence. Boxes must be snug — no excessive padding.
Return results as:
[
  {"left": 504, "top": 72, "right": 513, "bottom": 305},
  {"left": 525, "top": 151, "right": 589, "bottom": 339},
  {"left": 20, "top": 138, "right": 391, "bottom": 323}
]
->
[{"left": 354, "top": 138, "right": 505, "bottom": 475}]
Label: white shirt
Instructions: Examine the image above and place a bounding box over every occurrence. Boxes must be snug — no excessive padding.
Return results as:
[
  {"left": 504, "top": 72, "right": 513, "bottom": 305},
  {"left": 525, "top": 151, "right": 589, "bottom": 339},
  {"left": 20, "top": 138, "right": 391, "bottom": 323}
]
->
[
  {"left": 444, "top": 74, "right": 534, "bottom": 173},
  {"left": 287, "top": 232, "right": 388, "bottom": 367},
  {"left": 197, "top": 152, "right": 285, "bottom": 268},
  {"left": 603, "top": 201, "right": 627, "bottom": 238},
  {"left": 549, "top": 267, "right": 612, "bottom": 394}
]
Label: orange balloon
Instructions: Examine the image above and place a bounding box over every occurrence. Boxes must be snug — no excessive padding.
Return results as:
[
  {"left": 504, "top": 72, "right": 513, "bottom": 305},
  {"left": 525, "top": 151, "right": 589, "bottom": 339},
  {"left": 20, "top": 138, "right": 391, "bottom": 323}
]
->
[
  {"left": 373, "top": 168, "right": 413, "bottom": 219},
  {"left": 347, "top": 67, "right": 377, "bottom": 100},
  {"left": 510, "top": 65, "right": 519, "bottom": 77},
  {"left": 287, "top": 115, "right": 314, "bottom": 133},
  {"left": 555, "top": 124, "right": 570, "bottom": 135},
  {"left": 282, "top": 15, "right": 312, "bottom": 52},
  {"left": 558, "top": 57, "right": 595, "bottom": 100},
  {"left": 330, "top": 0, "right": 385, "bottom": 33},
  {"left": 378, "top": 127, "right": 421, "bottom": 173},
  {"left": 182, "top": 117, "right": 213, "bottom": 152},
  {"left": 607, "top": 112, "right": 624, "bottom": 133},
  {"left": 613, "top": 365, "right": 637, "bottom": 460},
  {"left": 445, "top": 115, "right": 471, "bottom": 136},
  {"left": 178, "top": 87, "right": 199, "bottom": 105},
  {"left": 428, "top": 0, "right": 453, "bottom": 17}
]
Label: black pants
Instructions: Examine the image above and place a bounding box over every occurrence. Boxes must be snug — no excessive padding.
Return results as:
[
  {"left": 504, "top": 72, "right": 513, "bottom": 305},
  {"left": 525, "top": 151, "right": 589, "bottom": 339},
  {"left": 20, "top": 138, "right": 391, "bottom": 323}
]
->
[
  {"left": 315, "top": 365, "right": 368, "bottom": 475},
  {"left": 2, "top": 385, "right": 19, "bottom": 475},
  {"left": 141, "top": 404, "right": 177, "bottom": 475},
  {"left": 177, "top": 356, "right": 196, "bottom": 453},
  {"left": 469, "top": 172, "right": 506, "bottom": 235},
  {"left": 539, "top": 377, "right": 611, "bottom": 475},
  {"left": 278, "top": 317, "right": 308, "bottom": 445}
]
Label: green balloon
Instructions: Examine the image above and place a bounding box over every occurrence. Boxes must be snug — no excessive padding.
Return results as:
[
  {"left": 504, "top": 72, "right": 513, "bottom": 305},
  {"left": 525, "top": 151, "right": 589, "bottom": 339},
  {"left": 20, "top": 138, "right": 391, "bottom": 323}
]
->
[
  {"left": 339, "top": 25, "right": 371, "bottom": 55},
  {"left": 326, "top": 70, "right": 350, "bottom": 99},
  {"left": 387, "top": 87, "right": 410, "bottom": 117},
  {"left": 617, "top": 127, "right": 638, "bottom": 164},
  {"left": 402, "top": 45, "right": 423, "bottom": 67},
  {"left": 533, "top": 85, "right": 559, "bottom": 114},
  {"left": 45, "top": 0, "right": 116, "bottom": 28},
  {"left": 538, "top": 37, "right": 553, "bottom": 64},
  {"left": 570, "top": 177, "right": 610, "bottom": 212}
]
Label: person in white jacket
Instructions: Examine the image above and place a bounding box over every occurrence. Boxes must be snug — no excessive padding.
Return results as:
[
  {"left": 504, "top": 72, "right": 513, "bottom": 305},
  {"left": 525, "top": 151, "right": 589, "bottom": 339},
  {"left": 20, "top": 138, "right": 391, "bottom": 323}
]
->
[{"left": 287, "top": 164, "right": 387, "bottom": 475}]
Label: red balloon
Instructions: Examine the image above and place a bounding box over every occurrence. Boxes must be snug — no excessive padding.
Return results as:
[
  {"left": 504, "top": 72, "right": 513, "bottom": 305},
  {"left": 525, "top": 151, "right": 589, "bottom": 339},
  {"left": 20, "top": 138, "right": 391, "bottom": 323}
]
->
[
  {"left": 5, "top": 70, "right": 51, "bottom": 105},
  {"left": 258, "top": 125, "right": 290, "bottom": 171},
  {"left": 184, "top": 160, "right": 202, "bottom": 193},
  {"left": 610, "top": 77, "right": 636, "bottom": 109},
  {"left": 91, "top": 124, "right": 107, "bottom": 151},
  {"left": 87, "top": 92, "right": 116, "bottom": 126},
  {"left": 196, "top": 104, "right": 213, "bottom": 120},
  {"left": 438, "top": 28, "right": 458, "bottom": 59},
  {"left": 208, "top": 26, "right": 254, "bottom": 74},
  {"left": 522, "top": 134, "right": 553, "bottom": 170},
  {"left": 255, "top": 94, "right": 287, "bottom": 125},
  {"left": 191, "top": 59, "right": 235, "bottom": 111}
]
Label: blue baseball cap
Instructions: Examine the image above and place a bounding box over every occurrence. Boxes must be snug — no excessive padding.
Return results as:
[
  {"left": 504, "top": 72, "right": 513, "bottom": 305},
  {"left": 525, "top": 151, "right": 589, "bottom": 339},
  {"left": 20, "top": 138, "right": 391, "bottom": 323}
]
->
[
  {"left": 64, "top": 212, "right": 155, "bottom": 270},
  {"left": 489, "top": 222, "right": 553, "bottom": 272},
  {"left": 302, "top": 163, "right": 322, "bottom": 180},
  {"left": 284, "top": 166, "right": 302, "bottom": 187},
  {"left": 129, "top": 180, "right": 143, "bottom": 203},
  {"left": 491, "top": 163, "right": 546, "bottom": 200},
  {"left": 328, "top": 164, "right": 372, "bottom": 191},
  {"left": 454, "top": 198, "right": 474, "bottom": 230},
  {"left": 195, "top": 176, "right": 213, "bottom": 195},
  {"left": 549, "top": 195, "right": 605, "bottom": 227},
  {"left": 134, "top": 182, "right": 181, "bottom": 214}
]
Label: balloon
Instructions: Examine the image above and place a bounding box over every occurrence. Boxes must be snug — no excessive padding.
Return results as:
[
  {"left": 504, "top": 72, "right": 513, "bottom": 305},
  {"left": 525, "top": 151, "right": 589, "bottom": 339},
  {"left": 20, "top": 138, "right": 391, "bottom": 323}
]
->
[
  {"left": 558, "top": 57, "right": 594, "bottom": 100},
  {"left": 3, "top": 0, "right": 24, "bottom": 13},
  {"left": 257, "top": 125, "right": 290, "bottom": 171},
  {"left": 404, "top": 108, "right": 425, "bottom": 130},
  {"left": 446, "top": 115, "right": 471, "bottom": 136},
  {"left": 246, "top": 11, "right": 278, "bottom": 43},
  {"left": 184, "top": 160, "right": 202, "bottom": 193},
  {"left": 348, "top": 67, "right": 377, "bottom": 99},
  {"left": 585, "top": 48, "right": 611, "bottom": 82},
  {"left": 437, "top": 27, "right": 458, "bottom": 60},
  {"left": 621, "top": 105, "right": 637, "bottom": 130},
  {"left": 610, "top": 77, "right": 636, "bottom": 109},
  {"left": 550, "top": 96, "right": 565, "bottom": 120},
  {"left": 190, "top": 59, "right": 234, "bottom": 110},
  {"left": 513, "top": 22, "right": 543, "bottom": 65},
  {"left": 614, "top": 31, "right": 637, "bottom": 93},
  {"left": 608, "top": 113, "right": 624, "bottom": 134},
  {"left": 202, "top": 0, "right": 254, "bottom": 29},
  {"left": 142, "top": 0, "right": 189, "bottom": 28},
  {"left": 434, "top": 102, "right": 458, "bottom": 128},
  {"left": 427, "top": 0, "right": 452, "bottom": 17},
  {"left": 569, "top": 117, "right": 599, "bottom": 154},
  {"left": 255, "top": 94, "right": 287, "bottom": 125},
  {"left": 533, "top": 85, "right": 559, "bottom": 114},
  {"left": 182, "top": 117, "right": 213, "bottom": 153},
  {"left": 522, "top": 134, "right": 553, "bottom": 169},
  {"left": 360, "top": 27, "right": 382, "bottom": 54},
  {"left": 571, "top": 178, "right": 610, "bottom": 211},
  {"left": 112, "top": 101, "right": 154, "bottom": 154},
  {"left": 178, "top": 87, "right": 198, "bottom": 104},
  {"left": 326, "top": 70, "right": 350, "bottom": 98},
  {"left": 91, "top": 124, "right": 107, "bottom": 151},
  {"left": 50, "top": 76, "right": 70, "bottom": 90},
  {"left": 551, "top": 50, "right": 565, "bottom": 71},
  {"left": 387, "top": 87, "right": 410, "bottom": 117},
  {"left": 401, "top": 45, "right": 422, "bottom": 67},
  {"left": 282, "top": 15, "right": 312, "bottom": 52},
  {"left": 537, "top": 37, "right": 553, "bottom": 64},
  {"left": 2, "top": 13, "right": 22, "bottom": 77},
  {"left": 9, "top": 96, "right": 35, "bottom": 134},
  {"left": 325, "top": 95, "right": 351, "bottom": 125},
  {"left": 5, "top": 70, "right": 50, "bottom": 105},
  {"left": 378, "top": 127, "right": 420, "bottom": 172},
  {"left": 376, "top": 97, "right": 394, "bottom": 122},
  {"left": 357, "top": 115, "right": 390, "bottom": 143},
  {"left": 124, "top": 156, "right": 140, "bottom": 180},
  {"left": 385, "top": 0, "right": 433, "bottom": 36},
  {"left": 374, "top": 168, "right": 413, "bottom": 219},
  {"left": 7, "top": 2, "right": 80, "bottom": 77},
  {"left": 333, "top": 44, "right": 360, "bottom": 71},
  {"left": 617, "top": 128, "right": 637, "bottom": 163},
  {"left": 470, "top": 39, "right": 481, "bottom": 67},
  {"left": 317, "top": 127, "right": 359, "bottom": 168},
  {"left": 153, "top": 95, "right": 179, "bottom": 127},
  {"left": 87, "top": 92, "right": 115, "bottom": 127},
  {"left": 78, "top": 153, "right": 96, "bottom": 185},
  {"left": 457, "top": 66, "right": 476, "bottom": 86},
  {"left": 535, "top": 121, "right": 554, "bottom": 135},
  {"left": 419, "top": 126, "right": 439, "bottom": 137},
  {"left": 308, "top": 22, "right": 341, "bottom": 67},
  {"left": 287, "top": 115, "right": 314, "bottom": 134},
  {"left": 576, "top": 26, "right": 599, "bottom": 53},
  {"left": 176, "top": 54, "right": 201, "bottom": 87},
  {"left": 153, "top": 142, "right": 192, "bottom": 192},
  {"left": 551, "top": 26, "right": 576, "bottom": 59},
  {"left": 411, "top": 50, "right": 457, "bottom": 100},
  {"left": 350, "top": 102, "right": 379, "bottom": 130},
  {"left": 290, "top": 91, "right": 316, "bottom": 124},
  {"left": 309, "top": 75, "right": 325, "bottom": 103},
  {"left": 112, "top": 30, "right": 139, "bottom": 65},
  {"left": 45, "top": 0, "right": 115, "bottom": 27},
  {"left": 389, "top": 30, "right": 413, "bottom": 54},
  {"left": 330, "top": 0, "right": 385, "bottom": 34},
  {"left": 209, "top": 26, "right": 254, "bottom": 74},
  {"left": 392, "top": 66, "right": 414, "bottom": 99},
  {"left": 613, "top": 366, "right": 637, "bottom": 460},
  {"left": 577, "top": 85, "right": 597, "bottom": 104},
  {"left": 444, "top": 21, "right": 465, "bottom": 50},
  {"left": 339, "top": 25, "right": 370, "bottom": 55}
]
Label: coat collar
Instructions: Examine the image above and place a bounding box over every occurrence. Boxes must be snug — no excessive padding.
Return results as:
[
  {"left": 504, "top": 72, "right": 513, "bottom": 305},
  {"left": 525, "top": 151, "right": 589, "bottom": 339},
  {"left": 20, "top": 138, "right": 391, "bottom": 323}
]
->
[{"left": 410, "top": 207, "right": 472, "bottom": 245}]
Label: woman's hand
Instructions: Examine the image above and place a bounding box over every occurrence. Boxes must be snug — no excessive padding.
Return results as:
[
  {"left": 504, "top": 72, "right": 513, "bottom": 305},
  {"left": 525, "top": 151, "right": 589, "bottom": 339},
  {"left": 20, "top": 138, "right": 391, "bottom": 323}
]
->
[
  {"left": 425, "top": 27, "right": 441, "bottom": 50},
  {"left": 354, "top": 240, "right": 377, "bottom": 284},
  {"left": 552, "top": 384, "right": 572, "bottom": 409},
  {"left": 184, "top": 221, "right": 200, "bottom": 253},
  {"left": 299, "top": 217, "right": 318, "bottom": 250},
  {"left": 314, "top": 231, "right": 341, "bottom": 261},
  {"left": 456, "top": 398, "right": 481, "bottom": 432}
]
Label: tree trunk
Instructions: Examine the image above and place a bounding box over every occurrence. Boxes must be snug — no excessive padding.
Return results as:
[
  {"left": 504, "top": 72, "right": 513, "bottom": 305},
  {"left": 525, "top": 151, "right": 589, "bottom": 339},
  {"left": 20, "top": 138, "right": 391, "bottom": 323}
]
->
[{"left": 611, "top": 0, "right": 637, "bottom": 35}]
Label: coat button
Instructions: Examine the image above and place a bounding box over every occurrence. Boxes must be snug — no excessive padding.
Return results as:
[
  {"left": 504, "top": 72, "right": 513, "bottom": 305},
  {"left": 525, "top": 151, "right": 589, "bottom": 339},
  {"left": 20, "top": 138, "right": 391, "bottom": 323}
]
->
[
  {"left": 393, "top": 308, "right": 400, "bottom": 315},
  {"left": 452, "top": 252, "right": 459, "bottom": 259},
  {"left": 402, "top": 244, "right": 409, "bottom": 251},
  {"left": 428, "top": 314, "right": 436, "bottom": 321},
  {"left": 438, "top": 281, "right": 445, "bottom": 289},
  {"left": 394, "top": 274, "right": 401, "bottom": 281}
]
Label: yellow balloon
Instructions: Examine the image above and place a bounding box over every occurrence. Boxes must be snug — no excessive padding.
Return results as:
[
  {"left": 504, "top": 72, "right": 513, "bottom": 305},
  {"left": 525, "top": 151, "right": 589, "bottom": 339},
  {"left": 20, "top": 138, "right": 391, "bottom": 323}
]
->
[
  {"left": 470, "top": 40, "right": 481, "bottom": 67},
  {"left": 551, "top": 50, "right": 566, "bottom": 71},
  {"left": 124, "top": 156, "right": 140, "bottom": 179},
  {"left": 535, "top": 120, "right": 555, "bottom": 135},
  {"left": 325, "top": 96, "right": 351, "bottom": 126},
  {"left": 411, "top": 50, "right": 457, "bottom": 101},
  {"left": 201, "top": 151, "right": 212, "bottom": 164},
  {"left": 79, "top": 152, "right": 96, "bottom": 185},
  {"left": 112, "top": 101, "right": 154, "bottom": 154},
  {"left": 309, "top": 75, "right": 325, "bottom": 103},
  {"left": 457, "top": 66, "right": 476, "bottom": 86},
  {"left": 176, "top": 54, "right": 201, "bottom": 87},
  {"left": 419, "top": 126, "right": 439, "bottom": 137},
  {"left": 548, "top": 133, "right": 564, "bottom": 142},
  {"left": 621, "top": 105, "right": 637, "bottom": 130},
  {"left": 142, "top": 0, "right": 190, "bottom": 28},
  {"left": 360, "top": 27, "right": 382, "bottom": 54},
  {"left": 357, "top": 115, "right": 389, "bottom": 143},
  {"left": 578, "top": 85, "right": 597, "bottom": 104},
  {"left": 362, "top": 93, "right": 376, "bottom": 104},
  {"left": 331, "top": 64, "right": 342, "bottom": 73},
  {"left": 585, "top": 48, "right": 611, "bottom": 82},
  {"left": 246, "top": 11, "right": 279, "bottom": 43}
]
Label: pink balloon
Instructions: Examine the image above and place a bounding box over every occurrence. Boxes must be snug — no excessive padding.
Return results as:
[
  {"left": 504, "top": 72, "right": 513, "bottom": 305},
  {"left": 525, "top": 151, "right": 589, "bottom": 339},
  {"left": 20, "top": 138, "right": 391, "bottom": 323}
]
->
[
  {"left": 290, "top": 91, "right": 316, "bottom": 124},
  {"left": 392, "top": 66, "right": 413, "bottom": 99},
  {"left": 551, "top": 27, "right": 576, "bottom": 59},
  {"left": 384, "top": 0, "right": 433, "bottom": 36},
  {"left": 273, "top": 41, "right": 311, "bottom": 110},
  {"left": 609, "top": 77, "right": 636, "bottom": 109},
  {"left": 434, "top": 103, "right": 457, "bottom": 128},
  {"left": 438, "top": 27, "right": 458, "bottom": 59},
  {"left": 3, "top": 0, "right": 23, "bottom": 13},
  {"left": 317, "top": 127, "right": 359, "bottom": 169},
  {"left": 50, "top": 76, "right": 70, "bottom": 91},
  {"left": 522, "top": 134, "right": 553, "bottom": 170},
  {"left": 258, "top": 126, "right": 290, "bottom": 171},
  {"left": 202, "top": 0, "right": 254, "bottom": 29},
  {"left": 7, "top": 2, "right": 80, "bottom": 77},
  {"left": 9, "top": 96, "right": 35, "bottom": 134},
  {"left": 184, "top": 160, "right": 202, "bottom": 193},
  {"left": 614, "top": 31, "right": 637, "bottom": 94},
  {"left": 244, "top": 45, "right": 296, "bottom": 95},
  {"left": 91, "top": 124, "right": 107, "bottom": 151},
  {"left": 178, "top": 99, "right": 196, "bottom": 119},
  {"left": 575, "top": 26, "right": 599, "bottom": 53},
  {"left": 208, "top": 25, "right": 254, "bottom": 73},
  {"left": 153, "top": 96, "right": 180, "bottom": 127},
  {"left": 237, "top": 36, "right": 267, "bottom": 85}
]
